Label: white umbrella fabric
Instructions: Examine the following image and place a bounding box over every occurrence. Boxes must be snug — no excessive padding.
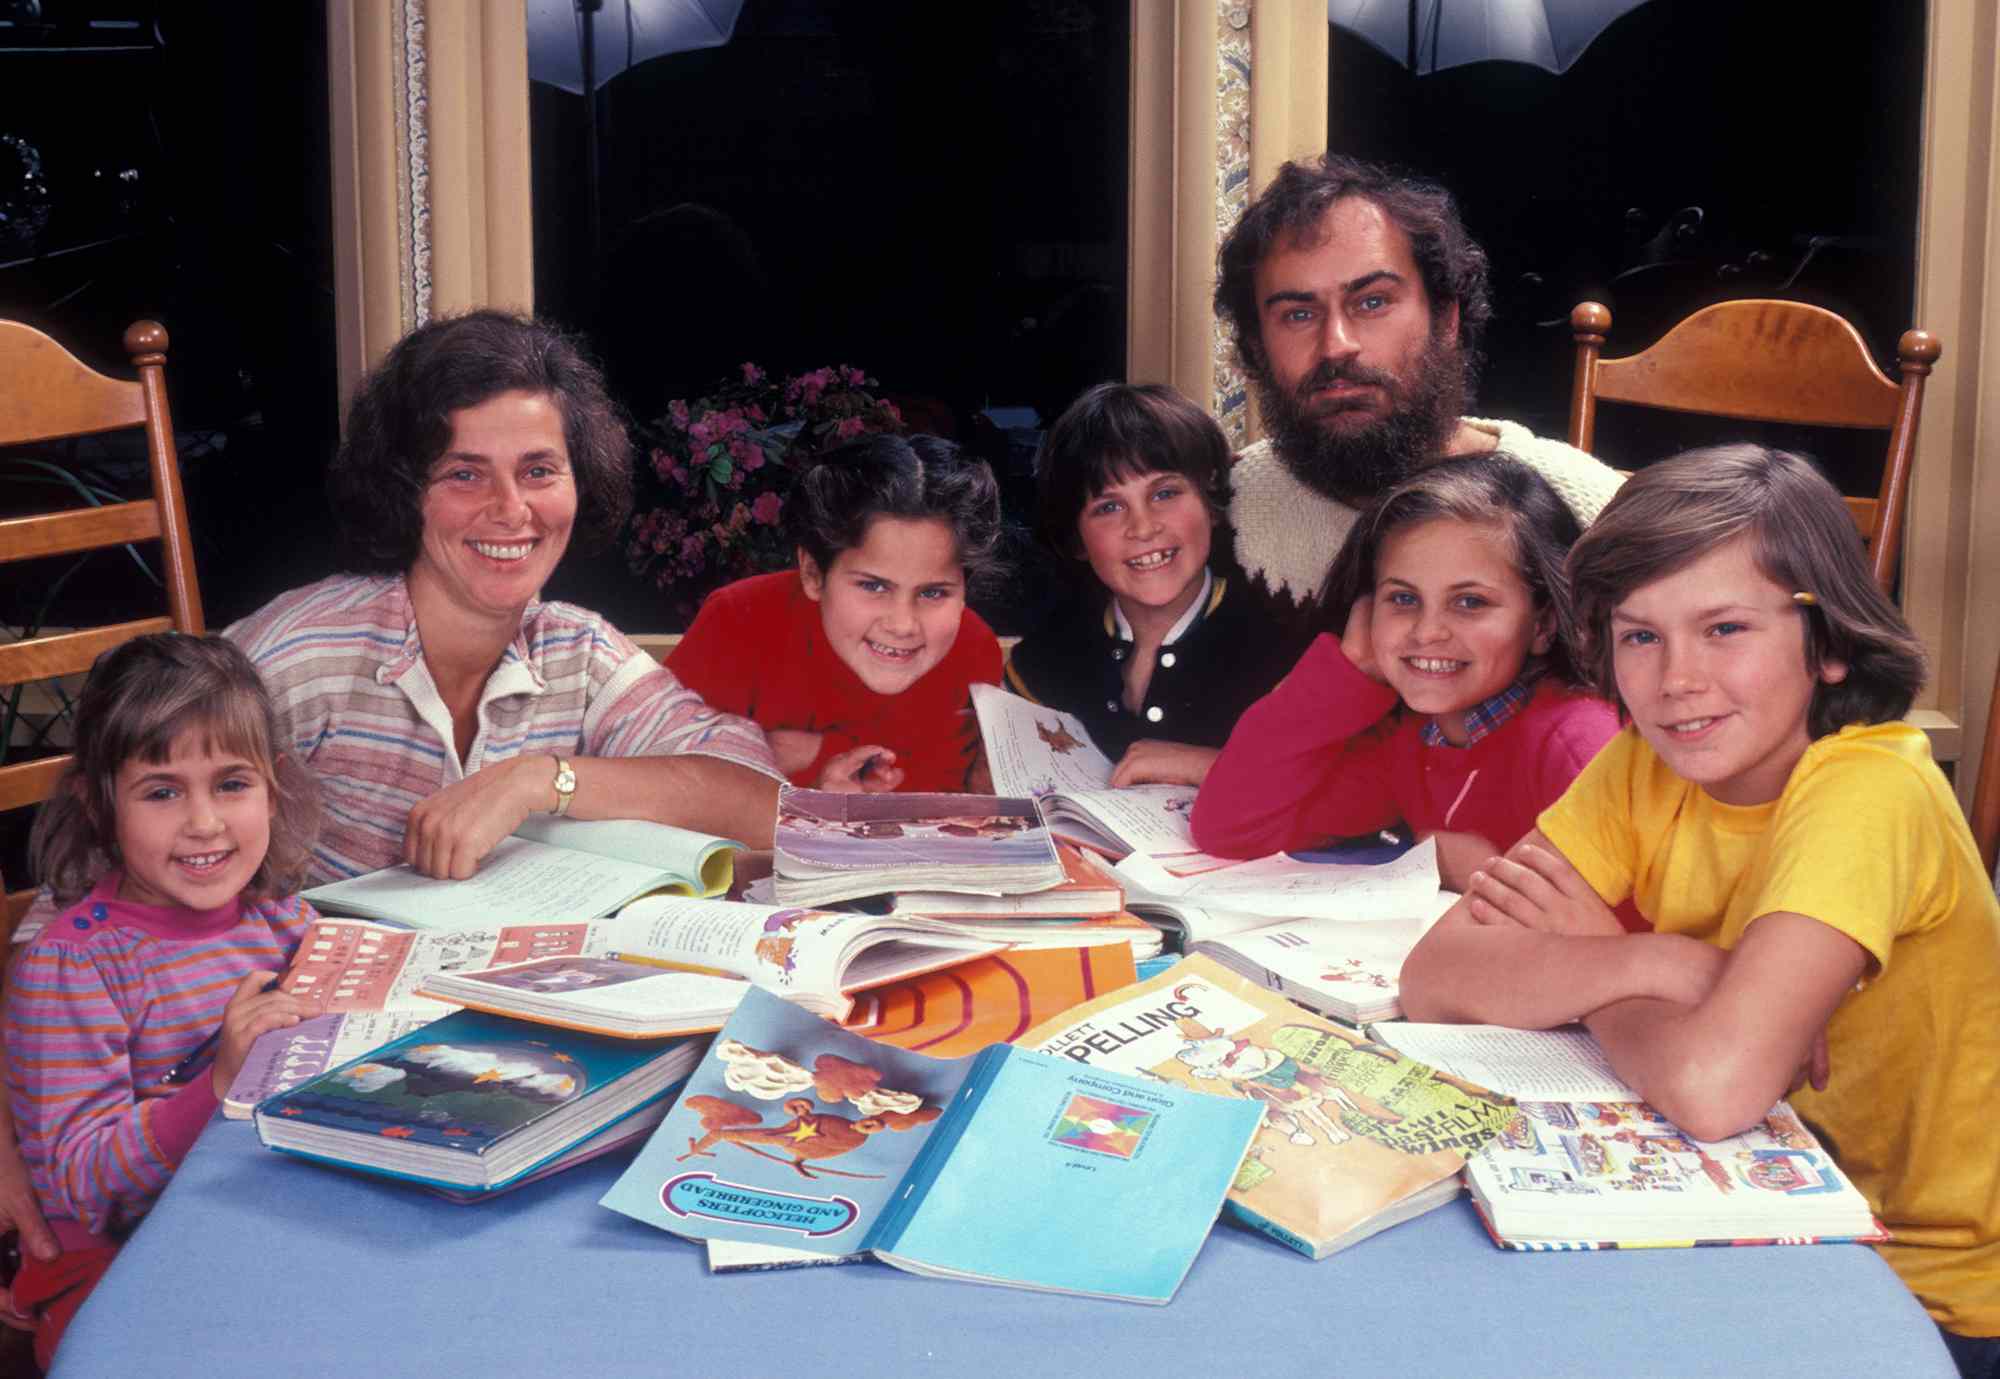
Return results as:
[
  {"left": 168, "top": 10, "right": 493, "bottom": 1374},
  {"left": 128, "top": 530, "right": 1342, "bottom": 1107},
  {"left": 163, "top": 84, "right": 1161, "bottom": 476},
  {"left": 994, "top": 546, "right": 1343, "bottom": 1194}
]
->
[
  {"left": 526, "top": 0, "right": 746, "bottom": 95},
  {"left": 1328, "top": 0, "right": 1652, "bottom": 76}
]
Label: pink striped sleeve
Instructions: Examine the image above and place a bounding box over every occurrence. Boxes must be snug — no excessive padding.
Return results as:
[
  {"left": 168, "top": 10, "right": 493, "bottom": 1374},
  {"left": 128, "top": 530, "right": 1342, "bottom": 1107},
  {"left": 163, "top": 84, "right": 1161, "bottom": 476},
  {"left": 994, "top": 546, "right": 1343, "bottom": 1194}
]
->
[{"left": 5, "top": 946, "right": 172, "bottom": 1235}]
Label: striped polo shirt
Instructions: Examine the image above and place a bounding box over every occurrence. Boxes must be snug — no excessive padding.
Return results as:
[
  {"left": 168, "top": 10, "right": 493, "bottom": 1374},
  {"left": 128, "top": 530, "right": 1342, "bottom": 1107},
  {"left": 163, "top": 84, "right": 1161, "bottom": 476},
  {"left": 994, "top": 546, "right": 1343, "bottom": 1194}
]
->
[{"left": 224, "top": 573, "right": 780, "bottom": 884}]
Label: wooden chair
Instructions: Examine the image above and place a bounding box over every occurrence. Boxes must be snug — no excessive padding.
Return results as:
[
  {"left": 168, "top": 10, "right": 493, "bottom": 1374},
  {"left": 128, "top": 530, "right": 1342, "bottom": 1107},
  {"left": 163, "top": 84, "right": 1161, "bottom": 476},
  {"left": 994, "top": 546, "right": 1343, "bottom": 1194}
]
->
[
  {"left": 1568, "top": 300, "right": 1941, "bottom": 592},
  {"left": 0, "top": 320, "right": 204, "bottom": 932}
]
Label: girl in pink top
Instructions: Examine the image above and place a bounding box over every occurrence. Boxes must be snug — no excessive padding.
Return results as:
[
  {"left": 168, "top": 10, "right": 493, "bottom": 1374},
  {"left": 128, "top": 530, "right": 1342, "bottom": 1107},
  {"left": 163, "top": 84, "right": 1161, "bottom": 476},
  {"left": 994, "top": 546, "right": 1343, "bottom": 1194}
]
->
[
  {"left": 6, "top": 634, "right": 320, "bottom": 1368},
  {"left": 1192, "top": 455, "right": 1625, "bottom": 899}
]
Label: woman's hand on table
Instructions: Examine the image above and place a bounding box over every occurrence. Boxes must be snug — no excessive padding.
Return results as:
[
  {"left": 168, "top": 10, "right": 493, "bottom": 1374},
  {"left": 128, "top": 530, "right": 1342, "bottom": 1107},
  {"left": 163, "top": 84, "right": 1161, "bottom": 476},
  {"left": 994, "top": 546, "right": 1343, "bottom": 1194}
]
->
[
  {"left": 1109, "top": 740, "right": 1218, "bottom": 788},
  {"left": 404, "top": 754, "right": 553, "bottom": 878}
]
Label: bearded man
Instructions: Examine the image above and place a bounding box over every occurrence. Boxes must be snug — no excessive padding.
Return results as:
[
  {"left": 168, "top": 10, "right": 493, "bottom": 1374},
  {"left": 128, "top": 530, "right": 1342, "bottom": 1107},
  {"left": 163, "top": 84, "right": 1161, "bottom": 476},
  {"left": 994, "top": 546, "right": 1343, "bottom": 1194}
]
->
[{"left": 1213, "top": 154, "right": 1621, "bottom": 615}]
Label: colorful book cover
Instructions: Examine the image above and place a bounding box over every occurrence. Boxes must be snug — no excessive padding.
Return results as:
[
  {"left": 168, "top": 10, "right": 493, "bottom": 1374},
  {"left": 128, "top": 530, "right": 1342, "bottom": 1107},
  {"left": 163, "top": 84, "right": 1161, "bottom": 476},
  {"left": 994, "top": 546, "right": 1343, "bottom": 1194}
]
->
[
  {"left": 255, "top": 1009, "right": 698, "bottom": 1189},
  {"left": 1020, "top": 955, "right": 1519, "bottom": 1259},
  {"left": 606, "top": 986, "right": 1261, "bottom": 1303},
  {"left": 842, "top": 944, "right": 1138, "bottom": 1055},
  {"left": 1465, "top": 1098, "right": 1889, "bottom": 1250}
]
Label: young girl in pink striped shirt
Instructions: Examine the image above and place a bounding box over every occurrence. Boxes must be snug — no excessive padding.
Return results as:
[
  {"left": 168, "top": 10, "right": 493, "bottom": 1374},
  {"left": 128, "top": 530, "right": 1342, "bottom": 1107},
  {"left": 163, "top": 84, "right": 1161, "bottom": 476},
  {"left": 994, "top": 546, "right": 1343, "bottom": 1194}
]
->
[{"left": 6, "top": 634, "right": 320, "bottom": 1368}]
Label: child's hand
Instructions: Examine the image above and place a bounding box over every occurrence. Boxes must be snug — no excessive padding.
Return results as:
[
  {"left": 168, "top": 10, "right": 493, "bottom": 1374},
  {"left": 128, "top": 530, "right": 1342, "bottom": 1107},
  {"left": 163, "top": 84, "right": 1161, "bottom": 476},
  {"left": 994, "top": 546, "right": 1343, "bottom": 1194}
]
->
[
  {"left": 210, "top": 972, "right": 314, "bottom": 1100},
  {"left": 818, "top": 745, "right": 904, "bottom": 794},
  {"left": 1339, "top": 593, "right": 1386, "bottom": 684},
  {"left": 765, "top": 729, "right": 824, "bottom": 778},
  {"left": 1110, "top": 741, "right": 1218, "bottom": 788},
  {"left": 1464, "top": 834, "right": 1624, "bottom": 937}
]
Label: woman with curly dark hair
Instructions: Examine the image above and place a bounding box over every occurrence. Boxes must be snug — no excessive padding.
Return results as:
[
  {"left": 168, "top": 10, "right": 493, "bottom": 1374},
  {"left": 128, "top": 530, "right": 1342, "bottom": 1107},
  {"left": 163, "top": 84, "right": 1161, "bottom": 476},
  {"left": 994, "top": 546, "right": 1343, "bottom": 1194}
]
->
[{"left": 225, "top": 310, "right": 782, "bottom": 879}]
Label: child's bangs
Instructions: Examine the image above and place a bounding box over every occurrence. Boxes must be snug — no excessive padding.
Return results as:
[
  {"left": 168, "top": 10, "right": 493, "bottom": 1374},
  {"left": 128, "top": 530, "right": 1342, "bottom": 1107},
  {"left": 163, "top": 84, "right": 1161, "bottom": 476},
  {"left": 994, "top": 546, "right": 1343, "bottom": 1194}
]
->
[{"left": 129, "top": 690, "right": 277, "bottom": 779}]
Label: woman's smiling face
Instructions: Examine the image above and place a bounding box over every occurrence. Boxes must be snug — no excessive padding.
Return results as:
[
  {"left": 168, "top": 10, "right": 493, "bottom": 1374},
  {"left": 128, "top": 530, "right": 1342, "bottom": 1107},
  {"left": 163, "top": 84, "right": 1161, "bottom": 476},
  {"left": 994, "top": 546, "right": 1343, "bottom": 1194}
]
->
[
  {"left": 800, "top": 515, "right": 966, "bottom": 695},
  {"left": 409, "top": 389, "right": 578, "bottom": 623}
]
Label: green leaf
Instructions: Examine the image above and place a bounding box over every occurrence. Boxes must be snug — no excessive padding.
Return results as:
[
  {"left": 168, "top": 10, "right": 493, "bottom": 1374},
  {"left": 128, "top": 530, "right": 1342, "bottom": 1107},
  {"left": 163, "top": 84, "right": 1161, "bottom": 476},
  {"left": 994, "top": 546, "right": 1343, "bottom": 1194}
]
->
[{"left": 710, "top": 455, "right": 734, "bottom": 483}]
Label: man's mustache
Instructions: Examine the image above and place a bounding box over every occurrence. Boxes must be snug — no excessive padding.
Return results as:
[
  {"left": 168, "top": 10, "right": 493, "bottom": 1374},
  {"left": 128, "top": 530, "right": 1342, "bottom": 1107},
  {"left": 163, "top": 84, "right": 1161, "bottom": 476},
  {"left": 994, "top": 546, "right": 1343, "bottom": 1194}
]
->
[{"left": 1294, "top": 359, "right": 1399, "bottom": 398}]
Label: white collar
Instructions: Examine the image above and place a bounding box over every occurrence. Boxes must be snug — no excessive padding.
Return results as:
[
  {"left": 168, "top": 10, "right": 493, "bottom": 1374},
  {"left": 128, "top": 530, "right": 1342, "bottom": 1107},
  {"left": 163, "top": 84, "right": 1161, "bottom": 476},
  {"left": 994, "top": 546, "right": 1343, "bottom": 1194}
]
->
[{"left": 1111, "top": 568, "right": 1214, "bottom": 647}]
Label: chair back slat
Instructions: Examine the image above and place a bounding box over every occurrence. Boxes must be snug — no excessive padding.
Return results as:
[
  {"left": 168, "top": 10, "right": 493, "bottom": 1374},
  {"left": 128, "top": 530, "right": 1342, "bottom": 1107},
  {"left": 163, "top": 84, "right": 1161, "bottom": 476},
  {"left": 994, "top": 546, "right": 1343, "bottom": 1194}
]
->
[
  {"left": 1569, "top": 300, "right": 1939, "bottom": 594},
  {"left": 0, "top": 321, "right": 148, "bottom": 444},
  {"left": 0, "top": 503, "right": 164, "bottom": 565}
]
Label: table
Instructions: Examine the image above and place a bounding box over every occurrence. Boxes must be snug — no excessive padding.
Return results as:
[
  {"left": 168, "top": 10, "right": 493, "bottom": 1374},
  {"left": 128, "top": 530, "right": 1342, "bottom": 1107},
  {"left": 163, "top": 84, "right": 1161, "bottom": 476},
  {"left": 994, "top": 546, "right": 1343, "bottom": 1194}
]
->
[{"left": 57, "top": 1116, "right": 1954, "bottom": 1378}]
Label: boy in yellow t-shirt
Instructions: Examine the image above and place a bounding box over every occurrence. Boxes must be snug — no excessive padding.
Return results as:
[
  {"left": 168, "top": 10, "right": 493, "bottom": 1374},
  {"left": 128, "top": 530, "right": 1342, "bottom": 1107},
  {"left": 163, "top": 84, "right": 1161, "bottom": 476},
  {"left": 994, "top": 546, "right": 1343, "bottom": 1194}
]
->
[{"left": 1400, "top": 446, "right": 2000, "bottom": 1376}]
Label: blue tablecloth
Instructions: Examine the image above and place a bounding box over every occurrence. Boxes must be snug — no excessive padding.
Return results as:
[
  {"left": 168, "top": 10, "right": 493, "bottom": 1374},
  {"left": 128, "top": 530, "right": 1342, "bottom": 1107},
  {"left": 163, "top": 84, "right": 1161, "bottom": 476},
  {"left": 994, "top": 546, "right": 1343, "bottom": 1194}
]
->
[{"left": 56, "top": 1115, "right": 1954, "bottom": 1378}]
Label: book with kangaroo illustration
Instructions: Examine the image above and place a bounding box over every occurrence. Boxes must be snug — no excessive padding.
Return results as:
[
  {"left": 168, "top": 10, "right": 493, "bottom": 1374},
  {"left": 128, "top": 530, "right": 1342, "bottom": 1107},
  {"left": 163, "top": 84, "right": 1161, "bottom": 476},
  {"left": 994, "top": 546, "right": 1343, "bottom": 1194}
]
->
[
  {"left": 708, "top": 943, "right": 1140, "bottom": 1273},
  {"left": 1018, "top": 955, "right": 1519, "bottom": 1259},
  {"left": 252, "top": 1009, "right": 705, "bottom": 1193},
  {"left": 603, "top": 985, "right": 1262, "bottom": 1303},
  {"left": 1361, "top": 1024, "right": 1888, "bottom": 1251}
]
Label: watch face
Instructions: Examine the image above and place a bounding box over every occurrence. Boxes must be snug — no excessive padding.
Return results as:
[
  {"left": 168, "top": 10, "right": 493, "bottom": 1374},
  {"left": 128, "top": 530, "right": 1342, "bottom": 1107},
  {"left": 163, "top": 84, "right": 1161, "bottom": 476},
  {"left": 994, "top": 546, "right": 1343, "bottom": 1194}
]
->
[{"left": 555, "top": 767, "right": 577, "bottom": 791}]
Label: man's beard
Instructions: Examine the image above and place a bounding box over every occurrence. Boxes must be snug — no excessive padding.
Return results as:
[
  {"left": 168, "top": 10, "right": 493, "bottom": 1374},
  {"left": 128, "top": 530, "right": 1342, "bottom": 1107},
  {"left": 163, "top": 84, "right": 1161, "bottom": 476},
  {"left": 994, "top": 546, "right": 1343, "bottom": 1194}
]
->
[{"left": 1255, "top": 331, "right": 1469, "bottom": 505}]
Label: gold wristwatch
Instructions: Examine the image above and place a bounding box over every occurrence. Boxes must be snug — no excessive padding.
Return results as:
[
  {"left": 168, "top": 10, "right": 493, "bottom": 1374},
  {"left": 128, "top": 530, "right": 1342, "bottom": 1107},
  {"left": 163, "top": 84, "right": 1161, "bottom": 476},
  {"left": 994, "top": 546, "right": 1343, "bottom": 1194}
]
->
[{"left": 550, "top": 756, "right": 577, "bottom": 816}]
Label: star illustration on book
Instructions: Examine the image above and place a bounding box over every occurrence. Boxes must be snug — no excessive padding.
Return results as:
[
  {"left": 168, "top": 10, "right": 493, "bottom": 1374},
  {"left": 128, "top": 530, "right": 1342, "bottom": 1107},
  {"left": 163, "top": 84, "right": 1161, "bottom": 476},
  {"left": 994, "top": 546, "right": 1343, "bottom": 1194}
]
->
[
  {"left": 670, "top": 1040, "right": 944, "bottom": 1177},
  {"left": 1036, "top": 719, "right": 1083, "bottom": 754}
]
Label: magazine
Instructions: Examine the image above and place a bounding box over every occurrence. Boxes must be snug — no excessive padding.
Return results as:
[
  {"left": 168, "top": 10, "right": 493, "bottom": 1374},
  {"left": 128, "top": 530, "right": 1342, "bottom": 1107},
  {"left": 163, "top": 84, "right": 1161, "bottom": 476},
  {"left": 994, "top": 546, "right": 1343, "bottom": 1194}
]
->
[
  {"left": 603, "top": 986, "right": 1262, "bottom": 1304},
  {"left": 772, "top": 787, "right": 1066, "bottom": 906}
]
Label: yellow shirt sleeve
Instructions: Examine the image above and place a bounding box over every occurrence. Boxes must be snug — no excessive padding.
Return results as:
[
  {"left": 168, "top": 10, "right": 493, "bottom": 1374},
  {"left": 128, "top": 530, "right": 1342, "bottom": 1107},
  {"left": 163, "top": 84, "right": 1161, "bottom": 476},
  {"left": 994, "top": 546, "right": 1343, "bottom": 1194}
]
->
[{"left": 1727, "top": 728, "right": 1956, "bottom": 975}]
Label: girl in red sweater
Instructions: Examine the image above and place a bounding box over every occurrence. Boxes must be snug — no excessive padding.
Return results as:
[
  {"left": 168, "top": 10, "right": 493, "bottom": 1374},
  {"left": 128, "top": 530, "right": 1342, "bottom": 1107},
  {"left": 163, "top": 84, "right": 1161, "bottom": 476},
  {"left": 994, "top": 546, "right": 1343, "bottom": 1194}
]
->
[
  {"left": 1191, "top": 454, "right": 1625, "bottom": 897},
  {"left": 669, "top": 434, "right": 1004, "bottom": 793}
]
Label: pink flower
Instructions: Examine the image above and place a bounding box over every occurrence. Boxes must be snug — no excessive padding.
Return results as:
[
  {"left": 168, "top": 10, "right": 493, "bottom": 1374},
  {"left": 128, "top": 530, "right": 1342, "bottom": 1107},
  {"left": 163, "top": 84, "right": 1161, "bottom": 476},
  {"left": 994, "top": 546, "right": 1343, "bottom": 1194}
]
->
[
  {"left": 751, "top": 492, "right": 783, "bottom": 526},
  {"left": 668, "top": 399, "right": 690, "bottom": 429},
  {"left": 834, "top": 416, "right": 865, "bottom": 441},
  {"left": 741, "top": 362, "right": 765, "bottom": 384},
  {"left": 739, "top": 443, "right": 766, "bottom": 472}
]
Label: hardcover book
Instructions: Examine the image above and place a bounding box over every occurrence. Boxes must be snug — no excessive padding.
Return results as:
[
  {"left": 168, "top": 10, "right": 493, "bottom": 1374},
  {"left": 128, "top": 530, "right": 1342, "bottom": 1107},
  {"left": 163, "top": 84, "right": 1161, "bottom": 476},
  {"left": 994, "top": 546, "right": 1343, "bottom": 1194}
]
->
[
  {"left": 1020, "top": 955, "right": 1517, "bottom": 1259},
  {"left": 603, "top": 986, "right": 1262, "bottom": 1304},
  {"left": 253, "top": 1009, "right": 704, "bottom": 1193},
  {"left": 1367, "top": 1024, "right": 1888, "bottom": 1250}
]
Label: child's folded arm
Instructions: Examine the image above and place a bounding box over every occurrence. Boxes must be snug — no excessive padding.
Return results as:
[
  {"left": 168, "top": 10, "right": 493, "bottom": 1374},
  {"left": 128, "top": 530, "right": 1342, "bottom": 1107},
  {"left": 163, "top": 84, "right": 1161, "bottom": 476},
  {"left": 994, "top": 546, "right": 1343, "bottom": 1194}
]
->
[
  {"left": 1191, "top": 634, "right": 1399, "bottom": 857},
  {"left": 1582, "top": 910, "right": 1867, "bottom": 1142},
  {"left": 1398, "top": 897, "right": 1726, "bottom": 1027}
]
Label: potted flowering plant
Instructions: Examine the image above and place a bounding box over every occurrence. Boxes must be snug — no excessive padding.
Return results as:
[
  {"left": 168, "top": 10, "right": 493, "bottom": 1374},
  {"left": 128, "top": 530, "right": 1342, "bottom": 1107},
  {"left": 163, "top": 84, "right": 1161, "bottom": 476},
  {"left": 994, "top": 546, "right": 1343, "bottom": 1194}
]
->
[{"left": 627, "top": 363, "right": 904, "bottom": 623}]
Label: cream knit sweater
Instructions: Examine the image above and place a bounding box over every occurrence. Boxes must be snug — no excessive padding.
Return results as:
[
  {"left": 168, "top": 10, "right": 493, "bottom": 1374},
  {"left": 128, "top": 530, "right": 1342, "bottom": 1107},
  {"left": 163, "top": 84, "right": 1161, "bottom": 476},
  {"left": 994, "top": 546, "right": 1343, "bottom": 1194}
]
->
[{"left": 1226, "top": 416, "right": 1624, "bottom": 609}]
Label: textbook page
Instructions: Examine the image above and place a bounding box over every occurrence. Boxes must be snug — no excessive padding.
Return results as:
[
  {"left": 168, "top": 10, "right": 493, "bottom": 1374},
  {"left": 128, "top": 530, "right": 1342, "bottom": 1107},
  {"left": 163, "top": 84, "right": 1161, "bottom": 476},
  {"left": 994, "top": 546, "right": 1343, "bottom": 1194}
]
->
[
  {"left": 972, "top": 683, "right": 1115, "bottom": 794},
  {"left": 1369, "top": 1024, "right": 1641, "bottom": 1102},
  {"left": 511, "top": 815, "right": 740, "bottom": 891},
  {"left": 303, "top": 836, "right": 670, "bottom": 926},
  {"left": 1116, "top": 834, "right": 1441, "bottom": 922}
]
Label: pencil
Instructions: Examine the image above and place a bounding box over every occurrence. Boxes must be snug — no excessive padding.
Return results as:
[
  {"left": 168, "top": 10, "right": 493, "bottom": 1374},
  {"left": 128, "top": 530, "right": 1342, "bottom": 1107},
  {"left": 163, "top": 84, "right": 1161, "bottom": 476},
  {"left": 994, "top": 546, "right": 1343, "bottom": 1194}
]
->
[{"left": 605, "top": 951, "right": 739, "bottom": 980}]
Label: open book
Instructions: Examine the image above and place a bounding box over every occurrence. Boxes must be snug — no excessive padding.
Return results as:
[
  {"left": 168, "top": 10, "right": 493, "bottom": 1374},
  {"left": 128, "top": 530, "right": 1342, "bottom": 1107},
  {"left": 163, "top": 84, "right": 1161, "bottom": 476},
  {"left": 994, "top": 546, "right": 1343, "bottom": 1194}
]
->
[
  {"left": 301, "top": 816, "right": 743, "bottom": 927},
  {"left": 773, "top": 787, "right": 1066, "bottom": 906},
  {"left": 223, "top": 915, "right": 576, "bottom": 1116},
  {"left": 415, "top": 893, "right": 1008, "bottom": 1035},
  {"left": 603, "top": 986, "right": 1263, "bottom": 1304},
  {"left": 1022, "top": 956, "right": 1516, "bottom": 1260},
  {"left": 1368, "top": 1023, "right": 1887, "bottom": 1250}
]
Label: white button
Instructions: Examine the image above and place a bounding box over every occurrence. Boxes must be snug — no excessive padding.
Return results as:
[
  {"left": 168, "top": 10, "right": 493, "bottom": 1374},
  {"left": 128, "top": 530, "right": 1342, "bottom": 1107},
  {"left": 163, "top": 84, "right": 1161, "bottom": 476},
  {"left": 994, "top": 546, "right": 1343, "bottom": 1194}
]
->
[
  {"left": 1146, "top": 706, "right": 1164, "bottom": 723},
  {"left": 1160, "top": 652, "right": 1177, "bottom": 668},
  {"left": 1106, "top": 699, "right": 1118, "bottom": 711}
]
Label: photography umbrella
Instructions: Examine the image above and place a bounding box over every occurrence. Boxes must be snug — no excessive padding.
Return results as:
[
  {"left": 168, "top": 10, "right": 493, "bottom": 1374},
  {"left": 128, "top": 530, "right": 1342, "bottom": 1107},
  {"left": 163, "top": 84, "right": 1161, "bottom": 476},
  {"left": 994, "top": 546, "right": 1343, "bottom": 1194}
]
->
[{"left": 1327, "top": 0, "right": 1652, "bottom": 76}]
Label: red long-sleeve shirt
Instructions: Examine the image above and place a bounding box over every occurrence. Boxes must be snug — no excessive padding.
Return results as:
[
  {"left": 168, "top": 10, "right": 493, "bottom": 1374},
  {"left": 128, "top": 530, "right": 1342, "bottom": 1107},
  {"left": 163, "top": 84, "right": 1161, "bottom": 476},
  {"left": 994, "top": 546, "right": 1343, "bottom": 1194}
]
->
[
  {"left": 668, "top": 571, "right": 1001, "bottom": 793},
  {"left": 1193, "top": 633, "right": 1621, "bottom": 864}
]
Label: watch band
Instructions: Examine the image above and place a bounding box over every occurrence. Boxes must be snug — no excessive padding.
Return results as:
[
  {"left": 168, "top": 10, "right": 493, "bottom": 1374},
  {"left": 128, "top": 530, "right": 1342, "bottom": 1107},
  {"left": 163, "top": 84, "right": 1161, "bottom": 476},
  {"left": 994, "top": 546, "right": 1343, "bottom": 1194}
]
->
[{"left": 550, "top": 756, "right": 577, "bottom": 816}]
